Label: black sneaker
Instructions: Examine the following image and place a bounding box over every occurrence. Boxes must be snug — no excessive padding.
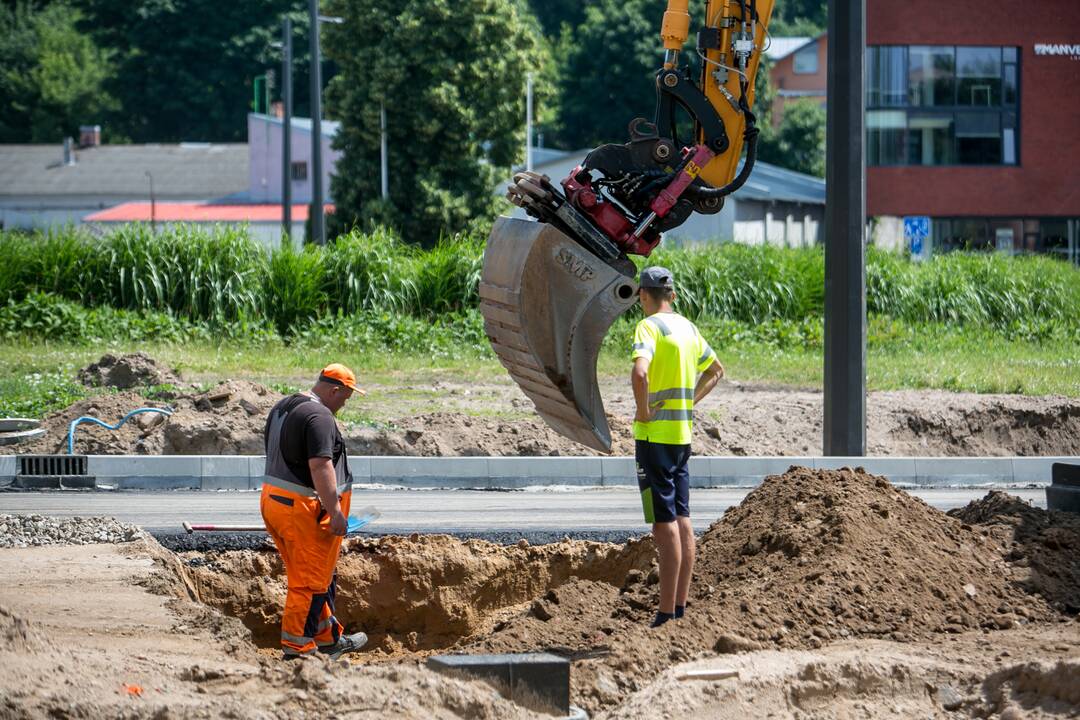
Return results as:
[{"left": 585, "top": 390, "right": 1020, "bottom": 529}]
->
[{"left": 321, "top": 632, "right": 368, "bottom": 660}]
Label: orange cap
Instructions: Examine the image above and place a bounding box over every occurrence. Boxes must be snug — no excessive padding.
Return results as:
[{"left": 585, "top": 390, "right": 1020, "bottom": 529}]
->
[{"left": 318, "top": 363, "right": 365, "bottom": 395}]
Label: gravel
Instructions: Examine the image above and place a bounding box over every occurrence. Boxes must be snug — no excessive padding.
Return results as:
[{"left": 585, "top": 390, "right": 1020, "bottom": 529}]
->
[{"left": 0, "top": 514, "right": 144, "bottom": 548}]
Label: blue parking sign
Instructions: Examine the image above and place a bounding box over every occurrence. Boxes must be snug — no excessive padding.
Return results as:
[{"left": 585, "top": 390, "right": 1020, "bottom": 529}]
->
[{"left": 904, "top": 216, "right": 930, "bottom": 257}]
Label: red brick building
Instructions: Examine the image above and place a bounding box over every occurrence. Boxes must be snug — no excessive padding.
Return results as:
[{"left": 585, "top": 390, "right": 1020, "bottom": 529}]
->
[
  {"left": 768, "top": 33, "right": 828, "bottom": 126},
  {"left": 866, "top": 0, "right": 1080, "bottom": 262}
]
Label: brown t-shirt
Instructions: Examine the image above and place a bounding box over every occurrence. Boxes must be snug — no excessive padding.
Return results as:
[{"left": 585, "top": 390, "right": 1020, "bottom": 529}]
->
[{"left": 263, "top": 394, "right": 351, "bottom": 491}]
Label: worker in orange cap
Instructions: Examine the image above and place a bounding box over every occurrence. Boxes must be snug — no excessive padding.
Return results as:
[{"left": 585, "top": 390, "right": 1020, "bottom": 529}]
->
[{"left": 261, "top": 363, "right": 367, "bottom": 660}]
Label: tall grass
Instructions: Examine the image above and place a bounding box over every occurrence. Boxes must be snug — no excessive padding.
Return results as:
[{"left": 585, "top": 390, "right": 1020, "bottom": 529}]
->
[{"left": 1, "top": 225, "right": 1078, "bottom": 337}]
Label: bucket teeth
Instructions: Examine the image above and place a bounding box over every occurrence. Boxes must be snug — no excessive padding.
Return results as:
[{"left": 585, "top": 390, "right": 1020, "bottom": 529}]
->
[{"left": 480, "top": 217, "right": 638, "bottom": 452}]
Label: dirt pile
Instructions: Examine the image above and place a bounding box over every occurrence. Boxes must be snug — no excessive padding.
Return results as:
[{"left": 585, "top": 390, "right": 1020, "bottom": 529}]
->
[
  {"left": 78, "top": 352, "right": 182, "bottom": 389},
  {"left": 346, "top": 411, "right": 637, "bottom": 456},
  {"left": 181, "top": 533, "right": 656, "bottom": 653},
  {"left": 459, "top": 469, "right": 1075, "bottom": 714},
  {"left": 0, "top": 513, "right": 143, "bottom": 548},
  {"left": 949, "top": 491, "right": 1080, "bottom": 614},
  {"left": 18, "top": 379, "right": 282, "bottom": 455}
]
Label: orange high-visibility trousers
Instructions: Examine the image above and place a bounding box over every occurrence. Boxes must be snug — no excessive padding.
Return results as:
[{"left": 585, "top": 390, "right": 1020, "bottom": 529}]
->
[{"left": 260, "top": 483, "right": 352, "bottom": 657}]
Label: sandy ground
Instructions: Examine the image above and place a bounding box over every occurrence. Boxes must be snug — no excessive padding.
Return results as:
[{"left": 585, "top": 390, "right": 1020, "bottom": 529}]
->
[
  {"left": 10, "top": 353, "right": 1080, "bottom": 456},
  {"left": 2, "top": 472, "right": 1078, "bottom": 719}
]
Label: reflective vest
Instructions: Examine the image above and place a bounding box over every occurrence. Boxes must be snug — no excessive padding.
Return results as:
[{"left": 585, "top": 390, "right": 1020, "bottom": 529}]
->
[{"left": 632, "top": 312, "right": 717, "bottom": 445}]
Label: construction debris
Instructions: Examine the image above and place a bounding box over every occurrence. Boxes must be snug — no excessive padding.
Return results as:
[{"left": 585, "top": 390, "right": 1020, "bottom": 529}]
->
[{"left": 0, "top": 514, "right": 143, "bottom": 548}]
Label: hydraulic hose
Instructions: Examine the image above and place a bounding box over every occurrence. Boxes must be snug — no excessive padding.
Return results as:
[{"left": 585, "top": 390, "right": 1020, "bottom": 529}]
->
[
  {"left": 686, "top": 106, "right": 760, "bottom": 200},
  {"left": 67, "top": 407, "right": 173, "bottom": 455}
]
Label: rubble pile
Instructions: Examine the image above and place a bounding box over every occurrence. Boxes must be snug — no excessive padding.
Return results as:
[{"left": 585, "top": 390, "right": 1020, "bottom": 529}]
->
[{"left": 0, "top": 514, "right": 143, "bottom": 548}]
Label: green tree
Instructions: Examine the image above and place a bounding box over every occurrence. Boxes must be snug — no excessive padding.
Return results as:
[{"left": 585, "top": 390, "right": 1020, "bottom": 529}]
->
[
  {"left": 323, "top": 0, "right": 552, "bottom": 245},
  {"left": 769, "top": 0, "right": 827, "bottom": 37},
  {"left": 553, "top": 0, "right": 660, "bottom": 149},
  {"left": 757, "top": 98, "right": 826, "bottom": 177},
  {"left": 74, "top": 0, "right": 314, "bottom": 142},
  {"left": 0, "top": 2, "right": 114, "bottom": 142}
]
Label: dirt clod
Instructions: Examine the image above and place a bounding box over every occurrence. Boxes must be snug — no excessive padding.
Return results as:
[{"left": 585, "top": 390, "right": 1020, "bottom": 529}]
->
[{"left": 78, "top": 352, "right": 181, "bottom": 389}]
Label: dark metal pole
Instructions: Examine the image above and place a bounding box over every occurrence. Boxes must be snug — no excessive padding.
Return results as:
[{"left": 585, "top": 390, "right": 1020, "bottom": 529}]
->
[
  {"left": 308, "top": 0, "right": 325, "bottom": 245},
  {"left": 823, "top": 0, "right": 866, "bottom": 456},
  {"left": 282, "top": 17, "right": 293, "bottom": 244}
]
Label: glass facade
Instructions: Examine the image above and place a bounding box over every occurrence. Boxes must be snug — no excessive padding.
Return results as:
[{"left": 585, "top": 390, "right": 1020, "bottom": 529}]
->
[
  {"left": 867, "top": 46, "right": 1019, "bottom": 166},
  {"left": 929, "top": 218, "right": 1079, "bottom": 265}
]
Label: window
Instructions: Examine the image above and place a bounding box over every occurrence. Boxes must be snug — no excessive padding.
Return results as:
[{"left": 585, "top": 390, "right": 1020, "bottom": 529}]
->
[
  {"left": 908, "top": 46, "right": 955, "bottom": 106},
  {"left": 956, "top": 112, "right": 1001, "bottom": 164},
  {"left": 957, "top": 47, "right": 1001, "bottom": 106},
  {"left": 867, "top": 46, "right": 907, "bottom": 106},
  {"left": 793, "top": 42, "right": 818, "bottom": 74},
  {"left": 866, "top": 45, "right": 1019, "bottom": 166},
  {"left": 290, "top": 161, "right": 308, "bottom": 181},
  {"left": 1041, "top": 219, "right": 1069, "bottom": 259},
  {"left": 867, "top": 110, "right": 906, "bottom": 165},
  {"left": 908, "top": 113, "right": 954, "bottom": 165}
]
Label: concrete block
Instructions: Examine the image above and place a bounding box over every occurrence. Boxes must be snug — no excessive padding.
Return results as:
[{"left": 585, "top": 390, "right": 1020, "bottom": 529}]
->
[
  {"left": 1052, "top": 462, "right": 1080, "bottom": 487},
  {"left": 371, "top": 456, "right": 489, "bottom": 487},
  {"left": 489, "top": 457, "right": 602, "bottom": 487},
  {"left": 687, "top": 456, "right": 710, "bottom": 487},
  {"left": 347, "top": 456, "right": 372, "bottom": 483},
  {"left": 1012, "top": 457, "right": 1072, "bottom": 485},
  {"left": 87, "top": 455, "right": 201, "bottom": 478},
  {"left": 705, "top": 457, "right": 815, "bottom": 487},
  {"left": 114, "top": 476, "right": 199, "bottom": 490},
  {"left": 200, "top": 476, "right": 249, "bottom": 491},
  {"left": 0, "top": 455, "right": 15, "bottom": 479},
  {"left": 601, "top": 456, "right": 635, "bottom": 486},
  {"left": 427, "top": 653, "right": 569, "bottom": 715},
  {"left": 1046, "top": 484, "right": 1080, "bottom": 513},
  {"left": 914, "top": 457, "right": 1014, "bottom": 486},
  {"left": 815, "top": 457, "right": 918, "bottom": 484}
]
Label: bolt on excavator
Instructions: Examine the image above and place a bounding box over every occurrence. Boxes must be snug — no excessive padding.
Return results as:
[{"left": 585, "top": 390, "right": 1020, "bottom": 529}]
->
[{"left": 481, "top": 0, "right": 775, "bottom": 452}]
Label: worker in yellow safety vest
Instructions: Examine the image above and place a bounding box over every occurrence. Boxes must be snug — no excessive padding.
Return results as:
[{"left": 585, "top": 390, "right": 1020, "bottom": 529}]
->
[{"left": 631, "top": 266, "right": 725, "bottom": 628}]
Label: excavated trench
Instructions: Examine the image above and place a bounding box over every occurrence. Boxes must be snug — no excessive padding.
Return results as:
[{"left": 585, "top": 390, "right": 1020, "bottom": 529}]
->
[{"left": 170, "top": 533, "right": 656, "bottom": 653}]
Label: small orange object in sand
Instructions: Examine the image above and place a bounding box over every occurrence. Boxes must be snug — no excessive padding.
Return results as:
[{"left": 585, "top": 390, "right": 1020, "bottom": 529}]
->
[{"left": 123, "top": 684, "right": 143, "bottom": 697}]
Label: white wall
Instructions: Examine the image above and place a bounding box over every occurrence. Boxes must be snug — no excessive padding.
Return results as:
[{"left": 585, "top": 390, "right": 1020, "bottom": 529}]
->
[{"left": 248, "top": 115, "right": 340, "bottom": 204}]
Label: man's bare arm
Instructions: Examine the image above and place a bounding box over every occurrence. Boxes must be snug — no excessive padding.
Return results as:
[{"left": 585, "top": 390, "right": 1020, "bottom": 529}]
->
[
  {"left": 632, "top": 357, "right": 654, "bottom": 422},
  {"left": 693, "top": 360, "right": 725, "bottom": 404},
  {"left": 309, "top": 457, "right": 346, "bottom": 536}
]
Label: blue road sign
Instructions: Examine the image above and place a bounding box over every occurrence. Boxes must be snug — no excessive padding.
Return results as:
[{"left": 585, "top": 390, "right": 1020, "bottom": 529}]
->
[{"left": 904, "top": 216, "right": 930, "bottom": 256}]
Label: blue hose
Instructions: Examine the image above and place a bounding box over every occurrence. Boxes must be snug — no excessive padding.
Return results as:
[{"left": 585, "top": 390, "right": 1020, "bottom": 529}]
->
[{"left": 67, "top": 407, "right": 174, "bottom": 455}]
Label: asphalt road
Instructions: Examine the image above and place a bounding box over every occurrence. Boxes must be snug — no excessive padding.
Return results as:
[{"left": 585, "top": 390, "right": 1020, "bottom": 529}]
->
[{"left": 0, "top": 486, "right": 1046, "bottom": 537}]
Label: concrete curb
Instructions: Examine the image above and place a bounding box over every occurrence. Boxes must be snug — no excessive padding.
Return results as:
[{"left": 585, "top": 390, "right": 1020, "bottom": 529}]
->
[{"left": 2, "top": 454, "right": 1075, "bottom": 491}]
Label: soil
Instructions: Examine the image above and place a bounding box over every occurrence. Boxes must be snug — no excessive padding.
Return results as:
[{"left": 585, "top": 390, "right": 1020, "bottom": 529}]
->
[
  {"left": 1, "top": 475, "right": 1078, "bottom": 718},
  {"left": 6, "top": 353, "right": 1080, "bottom": 456},
  {"left": 77, "top": 351, "right": 183, "bottom": 389}
]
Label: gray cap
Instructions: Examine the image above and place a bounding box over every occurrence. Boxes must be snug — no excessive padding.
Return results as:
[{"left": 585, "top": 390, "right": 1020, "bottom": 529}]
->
[{"left": 639, "top": 266, "right": 674, "bottom": 289}]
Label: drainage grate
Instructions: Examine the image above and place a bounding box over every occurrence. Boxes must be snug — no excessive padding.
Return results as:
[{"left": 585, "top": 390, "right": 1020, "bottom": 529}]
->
[{"left": 18, "top": 455, "right": 88, "bottom": 476}]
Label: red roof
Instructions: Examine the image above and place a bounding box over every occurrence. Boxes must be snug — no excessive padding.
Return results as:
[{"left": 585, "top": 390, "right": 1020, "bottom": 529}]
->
[{"left": 85, "top": 202, "right": 335, "bottom": 223}]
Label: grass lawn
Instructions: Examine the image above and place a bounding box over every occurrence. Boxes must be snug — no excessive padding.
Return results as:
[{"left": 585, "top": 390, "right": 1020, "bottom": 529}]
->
[{"left": 2, "top": 325, "right": 1078, "bottom": 421}]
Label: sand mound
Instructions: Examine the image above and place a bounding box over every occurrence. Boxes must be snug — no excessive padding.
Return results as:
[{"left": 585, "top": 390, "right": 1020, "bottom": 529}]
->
[
  {"left": 19, "top": 379, "right": 282, "bottom": 455},
  {"left": 688, "top": 467, "right": 1055, "bottom": 643},
  {"left": 78, "top": 352, "right": 182, "bottom": 389}
]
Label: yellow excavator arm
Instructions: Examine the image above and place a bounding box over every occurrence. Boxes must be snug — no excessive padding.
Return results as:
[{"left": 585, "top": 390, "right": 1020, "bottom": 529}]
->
[{"left": 482, "top": 0, "right": 774, "bottom": 452}]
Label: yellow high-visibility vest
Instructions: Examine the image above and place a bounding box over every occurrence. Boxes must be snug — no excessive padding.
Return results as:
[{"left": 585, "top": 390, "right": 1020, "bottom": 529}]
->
[{"left": 631, "top": 312, "right": 717, "bottom": 445}]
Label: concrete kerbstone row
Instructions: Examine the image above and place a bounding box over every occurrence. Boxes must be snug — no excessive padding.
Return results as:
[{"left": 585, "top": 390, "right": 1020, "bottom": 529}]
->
[{"left": 913, "top": 457, "right": 1015, "bottom": 486}]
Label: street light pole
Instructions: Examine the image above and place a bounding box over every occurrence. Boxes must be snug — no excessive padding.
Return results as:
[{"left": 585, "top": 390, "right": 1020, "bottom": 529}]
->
[
  {"left": 525, "top": 73, "right": 533, "bottom": 172},
  {"left": 308, "top": 0, "right": 325, "bottom": 245},
  {"left": 823, "top": 0, "right": 867, "bottom": 456},
  {"left": 145, "top": 170, "right": 156, "bottom": 235},
  {"left": 380, "top": 103, "right": 388, "bottom": 200},
  {"left": 282, "top": 17, "right": 293, "bottom": 244}
]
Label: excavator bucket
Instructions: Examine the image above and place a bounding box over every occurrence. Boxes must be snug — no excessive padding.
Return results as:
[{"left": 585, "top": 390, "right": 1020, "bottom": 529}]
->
[{"left": 480, "top": 217, "right": 638, "bottom": 452}]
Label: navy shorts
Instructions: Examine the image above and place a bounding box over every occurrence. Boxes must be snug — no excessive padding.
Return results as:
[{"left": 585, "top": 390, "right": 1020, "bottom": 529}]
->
[{"left": 635, "top": 440, "right": 691, "bottom": 524}]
